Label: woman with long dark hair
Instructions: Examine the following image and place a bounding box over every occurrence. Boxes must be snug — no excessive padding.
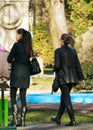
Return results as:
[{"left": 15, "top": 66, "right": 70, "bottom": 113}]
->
[
  {"left": 51, "top": 33, "right": 85, "bottom": 126},
  {"left": 7, "top": 28, "right": 32, "bottom": 126}
]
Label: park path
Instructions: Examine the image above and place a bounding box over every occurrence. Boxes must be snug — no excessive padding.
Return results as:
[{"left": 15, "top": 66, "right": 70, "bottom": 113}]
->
[{"left": 18, "top": 123, "right": 93, "bottom": 130}]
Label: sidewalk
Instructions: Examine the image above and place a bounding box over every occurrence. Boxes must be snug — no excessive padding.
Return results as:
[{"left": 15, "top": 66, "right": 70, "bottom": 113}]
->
[
  {"left": 18, "top": 123, "right": 93, "bottom": 130},
  {"left": 26, "top": 103, "right": 93, "bottom": 111}
]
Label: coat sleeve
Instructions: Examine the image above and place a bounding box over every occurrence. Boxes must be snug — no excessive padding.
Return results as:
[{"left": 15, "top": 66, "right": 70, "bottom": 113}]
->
[
  {"left": 74, "top": 50, "right": 84, "bottom": 81},
  {"left": 7, "top": 43, "right": 17, "bottom": 63},
  {"left": 53, "top": 49, "right": 61, "bottom": 72}
]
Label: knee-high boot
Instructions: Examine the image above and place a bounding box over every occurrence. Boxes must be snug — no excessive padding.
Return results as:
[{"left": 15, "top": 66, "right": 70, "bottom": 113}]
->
[
  {"left": 66, "top": 105, "right": 76, "bottom": 126},
  {"left": 51, "top": 95, "right": 65, "bottom": 125},
  {"left": 8, "top": 104, "right": 18, "bottom": 126},
  {"left": 18, "top": 106, "right": 27, "bottom": 127},
  {"left": 21, "top": 106, "right": 26, "bottom": 126}
]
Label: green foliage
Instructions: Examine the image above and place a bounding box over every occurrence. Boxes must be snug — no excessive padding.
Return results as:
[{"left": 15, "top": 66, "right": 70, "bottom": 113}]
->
[
  {"left": 67, "top": 0, "right": 93, "bottom": 37},
  {"left": 78, "top": 42, "right": 93, "bottom": 77},
  {"left": 75, "top": 62, "right": 93, "bottom": 91},
  {"left": 82, "top": 64, "right": 93, "bottom": 79},
  {"left": 33, "top": 21, "right": 54, "bottom": 68}
]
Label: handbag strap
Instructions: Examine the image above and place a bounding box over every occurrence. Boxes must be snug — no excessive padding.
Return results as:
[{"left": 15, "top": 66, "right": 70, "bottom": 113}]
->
[{"left": 31, "top": 49, "right": 35, "bottom": 57}]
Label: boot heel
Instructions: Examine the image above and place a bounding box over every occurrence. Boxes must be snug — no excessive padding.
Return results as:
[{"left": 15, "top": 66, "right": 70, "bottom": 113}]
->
[
  {"left": 65, "top": 121, "right": 76, "bottom": 126},
  {"left": 51, "top": 117, "right": 61, "bottom": 125}
]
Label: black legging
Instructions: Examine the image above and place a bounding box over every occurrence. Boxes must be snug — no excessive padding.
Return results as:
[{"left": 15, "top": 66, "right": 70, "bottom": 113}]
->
[
  {"left": 56, "top": 84, "right": 74, "bottom": 120},
  {"left": 10, "top": 87, "right": 27, "bottom": 108}
]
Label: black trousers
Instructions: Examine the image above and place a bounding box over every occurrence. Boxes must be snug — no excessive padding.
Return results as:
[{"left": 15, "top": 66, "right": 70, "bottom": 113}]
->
[
  {"left": 56, "top": 84, "right": 75, "bottom": 120},
  {"left": 10, "top": 87, "right": 27, "bottom": 109}
]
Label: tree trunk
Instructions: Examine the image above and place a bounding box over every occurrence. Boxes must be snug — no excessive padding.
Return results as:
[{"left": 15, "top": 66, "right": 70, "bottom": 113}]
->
[
  {"left": 54, "top": 0, "right": 68, "bottom": 39},
  {"left": 45, "top": 0, "right": 67, "bottom": 48},
  {"left": 33, "top": 0, "right": 37, "bottom": 26}
]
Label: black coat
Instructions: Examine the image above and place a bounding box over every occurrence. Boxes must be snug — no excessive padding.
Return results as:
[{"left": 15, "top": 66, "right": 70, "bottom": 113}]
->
[
  {"left": 7, "top": 39, "right": 30, "bottom": 89},
  {"left": 53, "top": 45, "right": 84, "bottom": 85}
]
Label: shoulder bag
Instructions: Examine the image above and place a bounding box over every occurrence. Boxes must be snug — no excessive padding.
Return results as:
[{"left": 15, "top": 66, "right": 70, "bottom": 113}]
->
[
  {"left": 30, "top": 52, "right": 41, "bottom": 75},
  {"left": 51, "top": 72, "right": 60, "bottom": 94}
]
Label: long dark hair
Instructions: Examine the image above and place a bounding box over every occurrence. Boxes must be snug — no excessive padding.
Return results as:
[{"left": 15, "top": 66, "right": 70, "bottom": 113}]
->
[{"left": 17, "top": 28, "right": 32, "bottom": 57}]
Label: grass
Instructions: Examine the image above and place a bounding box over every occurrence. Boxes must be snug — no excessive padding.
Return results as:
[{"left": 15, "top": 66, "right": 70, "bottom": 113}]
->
[
  {"left": 44, "top": 68, "right": 54, "bottom": 75},
  {"left": 8, "top": 110, "right": 93, "bottom": 124},
  {"left": 28, "top": 68, "right": 54, "bottom": 90},
  {"left": 26, "top": 110, "right": 93, "bottom": 123},
  {"left": 28, "top": 77, "right": 53, "bottom": 90}
]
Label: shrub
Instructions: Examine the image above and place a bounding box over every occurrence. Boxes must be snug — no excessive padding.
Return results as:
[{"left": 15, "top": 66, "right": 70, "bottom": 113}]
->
[{"left": 33, "top": 21, "right": 54, "bottom": 68}]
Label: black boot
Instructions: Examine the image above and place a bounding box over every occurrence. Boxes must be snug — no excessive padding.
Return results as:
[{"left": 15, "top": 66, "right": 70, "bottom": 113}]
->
[
  {"left": 65, "top": 121, "right": 76, "bottom": 126},
  {"left": 65, "top": 105, "right": 76, "bottom": 126},
  {"left": 18, "top": 106, "right": 27, "bottom": 127},
  {"left": 51, "top": 99, "right": 65, "bottom": 125},
  {"left": 51, "top": 107, "right": 65, "bottom": 125},
  {"left": 21, "top": 106, "right": 26, "bottom": 126},
  {"left": 8, "top": 104, "right": 18, "bottom": 126},
  {"left": 51, "top": 117, "right": 61, "bottom": 125}
]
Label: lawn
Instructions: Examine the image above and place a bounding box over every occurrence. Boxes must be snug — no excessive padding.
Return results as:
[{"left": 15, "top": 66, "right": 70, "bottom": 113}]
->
[
  {"left": 26, "top": 110, "right": 93, "bottom": 124},
  {"left": 28, "top": 77, "right": 53, "bottom": 91},
  {"left": 8, "top": 110, "right": 93, "bottom": 124}
]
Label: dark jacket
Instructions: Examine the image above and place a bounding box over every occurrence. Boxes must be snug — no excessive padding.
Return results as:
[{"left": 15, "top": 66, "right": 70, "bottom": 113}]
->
[
  {"left": 53, "top": 45, "right": 84, "bottom": 85},
  {"left": 7, "top": 39, "right": 30, "bottom": 89}
]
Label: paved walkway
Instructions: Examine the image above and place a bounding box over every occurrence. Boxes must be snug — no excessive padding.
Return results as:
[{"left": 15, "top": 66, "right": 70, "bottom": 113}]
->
[
  {"left": 26, "top": 103, "right": 93, "bottom": 111},
  {"left": 17, "top": 123, "right": 93, "bottom": 130}
]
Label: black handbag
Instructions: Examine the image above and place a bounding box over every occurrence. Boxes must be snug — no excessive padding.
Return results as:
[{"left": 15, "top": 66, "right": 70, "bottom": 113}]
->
[
  {"left": 51, "top": 72, "right": 60, "bottom": 94},
  {"left": 30, "top": 55, "right": 41, "bottom": 75}
]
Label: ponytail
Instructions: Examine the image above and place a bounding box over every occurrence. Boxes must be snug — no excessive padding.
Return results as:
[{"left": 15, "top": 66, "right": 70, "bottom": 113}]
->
[
  {"left": 24, "top": 31, "right": 32, "bottom": 57},
  {"left": 17, "top": 28, "right": 32, "bottom": 57}
]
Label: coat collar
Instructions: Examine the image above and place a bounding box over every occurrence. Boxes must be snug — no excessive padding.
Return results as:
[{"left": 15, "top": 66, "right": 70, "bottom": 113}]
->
[
  {"left": 61, "top": 45, "right": 69, "bottom": 49},
  {"left": 18, "top": 38, "right": 24, "bottom": 44}
]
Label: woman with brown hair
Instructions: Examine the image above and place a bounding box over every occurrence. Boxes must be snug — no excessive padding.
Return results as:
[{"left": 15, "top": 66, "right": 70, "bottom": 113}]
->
[
  {"left": 51, "top": 33, "right": 85, "bottom": 126},
  {"left": 7, "top": 28, "right": 32, "bottom": 126}
]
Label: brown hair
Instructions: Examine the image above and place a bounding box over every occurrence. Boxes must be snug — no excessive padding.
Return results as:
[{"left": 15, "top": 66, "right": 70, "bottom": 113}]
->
[
  {"left": 69, "top": 36, "right": 75, "bottom": 47},
  {"left": 61, "top": 33, "right": 70, "bottom": 46}
]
